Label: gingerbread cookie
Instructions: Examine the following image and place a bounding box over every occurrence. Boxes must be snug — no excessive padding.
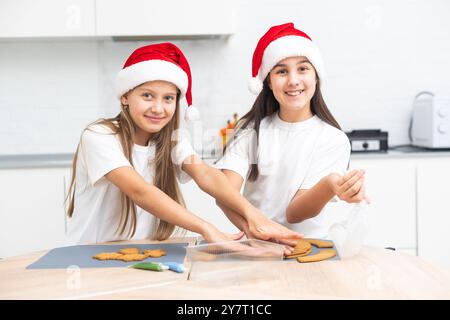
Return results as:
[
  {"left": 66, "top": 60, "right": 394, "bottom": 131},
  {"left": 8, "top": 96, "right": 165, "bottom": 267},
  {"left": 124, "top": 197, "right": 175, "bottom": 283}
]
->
[
  {"left": 286, "top": 246, "right": 313, "bottom": 259},
  {"left": 297, "top": 249, "right": 336, "bottom": 263},
  {"left": 117, "top": 253, "right": 147, "bottom": 262},
  {"left": 92, "top": 252, "right": 123, "bottom": 260},
  {"left": 144, "top": 249, "right": 166, "bottom": 258},
  {"left": 304, "top": 238, "right": 334, "bottom": 248},
  {"left": 285, "top": 239, "right": 312, "bottom": 259},
  {"left": 119, "top": 248, "right": 141, "bottom": 255}
]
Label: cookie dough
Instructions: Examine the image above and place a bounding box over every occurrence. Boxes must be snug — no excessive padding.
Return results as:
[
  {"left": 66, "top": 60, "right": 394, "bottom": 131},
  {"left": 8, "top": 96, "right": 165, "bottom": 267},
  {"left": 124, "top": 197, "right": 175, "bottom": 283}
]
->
[
  {"left": 297, "top": 249, "right": 336, "bottom": 263},
  {"left": 144, "top": 249, "right": 166, "bottom": 258},
  {"left": 304, "top": 238, "right": 334, "bottom": 248},
  {"left": 285, "top": 239, "right": 312, "bottom": 259},
  {"left": 92, "top": 247, "right": 168, "bottom": 262},
  {"left": 119, "top": 248, "right": 141, "bottom": 255},
  {"left": 286, "top": 247, "right": 313, "bottom": 259},
  {"left": 117, "top": 253, "right": 147, "bottom": 262},
  {"left": 92, "top": 252, "right": 124, "bottom": 260}
]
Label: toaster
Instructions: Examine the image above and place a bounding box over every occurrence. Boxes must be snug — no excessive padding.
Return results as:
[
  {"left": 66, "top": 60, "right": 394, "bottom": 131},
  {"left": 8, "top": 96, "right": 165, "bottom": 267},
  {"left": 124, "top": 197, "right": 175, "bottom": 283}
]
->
[
  {"left": 411, "top": 92, "right": 450, "bottom": 149},
  {"left": 346, "top": 129, "right": 388, "bottom": 153}
]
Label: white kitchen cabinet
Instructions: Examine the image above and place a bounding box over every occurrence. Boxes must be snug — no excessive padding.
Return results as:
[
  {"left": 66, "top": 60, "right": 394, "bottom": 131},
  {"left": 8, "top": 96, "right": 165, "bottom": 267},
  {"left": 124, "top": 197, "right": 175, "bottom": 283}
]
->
[
  {"left": 417, "top": 159, "right": 450, "bottom": 268},
  {"left": 0, "top": 0, "right": 234, "bottom": 39},
  {"left": 0, "top": 168, "right": 68, "bottom": 258},
  {"left": 0, "top": 0, "right": 95, "bottom": 38},
  {"left": 348, "top": 158, "right": 417, "bottom": 251},
  {"left": 95, "top": 0, "right": 235, "bottom": 37}
]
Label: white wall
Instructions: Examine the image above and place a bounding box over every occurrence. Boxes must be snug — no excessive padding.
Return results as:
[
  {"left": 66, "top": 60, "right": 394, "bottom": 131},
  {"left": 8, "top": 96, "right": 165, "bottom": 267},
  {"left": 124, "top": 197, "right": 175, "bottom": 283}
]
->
[{"left": 1, "top": 0, "right": 450, "bottom": 155}]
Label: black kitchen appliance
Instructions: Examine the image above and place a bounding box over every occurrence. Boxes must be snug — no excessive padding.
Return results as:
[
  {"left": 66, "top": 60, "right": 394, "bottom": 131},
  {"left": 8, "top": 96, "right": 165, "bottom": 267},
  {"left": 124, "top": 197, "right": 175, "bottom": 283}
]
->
[{"left": 346, "top": 129, "right": 388, "bottom": 153}]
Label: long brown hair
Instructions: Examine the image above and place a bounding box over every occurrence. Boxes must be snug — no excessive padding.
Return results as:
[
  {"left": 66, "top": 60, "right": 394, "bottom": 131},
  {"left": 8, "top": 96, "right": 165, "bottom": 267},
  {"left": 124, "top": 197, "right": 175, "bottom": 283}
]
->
[
  {"left": 66, "top": 91, "right": 185, "bottom": 240},
  {"left": 226, "top": 74, "right": 342, "bottom": 182}
]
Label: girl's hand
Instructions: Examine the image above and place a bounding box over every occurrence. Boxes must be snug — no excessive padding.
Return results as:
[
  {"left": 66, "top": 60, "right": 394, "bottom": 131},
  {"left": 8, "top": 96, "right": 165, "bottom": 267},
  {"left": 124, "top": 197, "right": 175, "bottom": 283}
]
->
[
  {"left": 245, "top": 212, "right": 303, "bottom": 255},
  {"left": 247, "top": 213, "right": 302, "bottom": 242},
  {"left": 240, "top": 224, "right": 296, "bottom": 256},
  {"left": 327, "top": 169, "right": 369, "bottom": 203},
  {"left": 201, "top": 223, "right": 245, "bottom": 243}
]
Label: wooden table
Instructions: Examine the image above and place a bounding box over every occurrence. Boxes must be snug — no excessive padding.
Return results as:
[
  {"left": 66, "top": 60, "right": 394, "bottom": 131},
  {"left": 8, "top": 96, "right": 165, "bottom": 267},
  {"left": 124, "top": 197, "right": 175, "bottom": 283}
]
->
[{"left": 1, "top": 237, "right": 450, "bottom": 299}]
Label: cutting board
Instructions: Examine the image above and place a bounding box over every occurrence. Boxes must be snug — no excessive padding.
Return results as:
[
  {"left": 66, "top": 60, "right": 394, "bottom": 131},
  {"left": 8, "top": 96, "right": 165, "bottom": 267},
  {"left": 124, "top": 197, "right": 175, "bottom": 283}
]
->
[{"left": 26, "top": 243, "right": 188, "bottom": 269}]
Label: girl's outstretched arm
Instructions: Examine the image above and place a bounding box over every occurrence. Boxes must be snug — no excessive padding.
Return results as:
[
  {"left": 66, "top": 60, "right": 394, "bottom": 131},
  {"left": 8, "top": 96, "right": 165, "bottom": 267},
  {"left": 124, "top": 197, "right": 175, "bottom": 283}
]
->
[
  {"left": 214, "top": 169, "right": 251, "bottom": 234},
  {"left": 105, "top": 166, "right": 242, "bottom": 243},
  {"left": 286, "top": 169, "right": 367, "bottom": 223},
  {"left": 182, "top": 156, "right": 302, "bottom": 246},
  {"left": 215, "top": 170, "right": 300, "bottom": 254}
]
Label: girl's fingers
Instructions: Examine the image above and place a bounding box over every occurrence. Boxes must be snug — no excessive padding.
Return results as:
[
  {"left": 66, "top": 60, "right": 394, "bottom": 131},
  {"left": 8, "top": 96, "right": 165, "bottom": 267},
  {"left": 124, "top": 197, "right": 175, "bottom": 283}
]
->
[
  {"left": 225, "top": 231, "right": 245, "bottom": 241},
  {"left": 283, "top": 245, "right": 294, "bottom": 255},
  {"left": 252, "top": 220, "right": 303, "bottom": 242},
  {"left": 341, "top": 177, "right": 364, "bottom": 199},
  {"left": 352, "top": 184, "right": 370, "bottom": 204},
  {"left": 276, "top": 238, "right": 298, "bottom": 247},
  {"left": 250, "top": 226, "right": 271, "bottom": 241},
  {"left": 339, "top": 171, "right": 365, "bottom": 194},
  {"left": 274, "top": 225, "right": 303, "bottom": 240},
  {"left": 338, "top": 169, "right": 360, "bottom": 185}
]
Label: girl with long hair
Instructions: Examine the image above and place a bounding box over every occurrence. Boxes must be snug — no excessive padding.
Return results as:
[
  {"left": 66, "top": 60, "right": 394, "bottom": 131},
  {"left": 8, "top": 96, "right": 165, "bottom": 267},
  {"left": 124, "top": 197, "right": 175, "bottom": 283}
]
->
[
  {"left": 216, "top": 23, "right": 367, "bottom": 239},
  {"left": 66, "top": 42, "right": 301, "bottom": 247}
]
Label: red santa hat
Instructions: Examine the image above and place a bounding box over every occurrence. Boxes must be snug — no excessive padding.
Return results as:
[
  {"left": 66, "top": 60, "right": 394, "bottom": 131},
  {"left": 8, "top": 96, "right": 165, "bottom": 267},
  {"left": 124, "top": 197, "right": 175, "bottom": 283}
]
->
[
  {"left": 248, "top": 22, "right": 325, "bottom": 95},
  {"left": 116, "top": 42, "right": 199, "bottom": 123}
]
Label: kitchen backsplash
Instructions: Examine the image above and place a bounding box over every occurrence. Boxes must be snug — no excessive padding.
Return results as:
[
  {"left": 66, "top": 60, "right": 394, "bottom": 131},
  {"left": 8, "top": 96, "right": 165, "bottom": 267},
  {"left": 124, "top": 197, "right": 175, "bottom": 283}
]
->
[{"left": 1, "top": 0, "right": 450, "bottom": 155}]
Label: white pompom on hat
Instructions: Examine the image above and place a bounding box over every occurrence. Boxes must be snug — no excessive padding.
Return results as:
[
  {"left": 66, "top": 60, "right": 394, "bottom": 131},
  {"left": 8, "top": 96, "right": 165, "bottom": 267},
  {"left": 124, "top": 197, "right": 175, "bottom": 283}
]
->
[
  {"left": 116, "top": 42, "right": 199, "bottom": 123},
  {"left": 248, "top": 22, "right": 325, "bottom": 95}
]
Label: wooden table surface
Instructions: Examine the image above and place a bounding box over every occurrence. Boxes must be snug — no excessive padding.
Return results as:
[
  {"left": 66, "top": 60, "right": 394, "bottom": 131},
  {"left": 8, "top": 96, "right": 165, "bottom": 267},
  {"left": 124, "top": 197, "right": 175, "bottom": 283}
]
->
[{"left": 1, "top": 237, "right": 450, "bottom": 300}]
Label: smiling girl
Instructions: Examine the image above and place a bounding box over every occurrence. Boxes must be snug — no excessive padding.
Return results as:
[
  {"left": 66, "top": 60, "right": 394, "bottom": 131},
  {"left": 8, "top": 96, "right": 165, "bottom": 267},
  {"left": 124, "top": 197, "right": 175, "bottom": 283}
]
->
[
  {"left": 65, "top": 42, "right": 301, "bottom": 246},
  {"left": 216, "top": 23, "right": 367, "bottom": 239}
]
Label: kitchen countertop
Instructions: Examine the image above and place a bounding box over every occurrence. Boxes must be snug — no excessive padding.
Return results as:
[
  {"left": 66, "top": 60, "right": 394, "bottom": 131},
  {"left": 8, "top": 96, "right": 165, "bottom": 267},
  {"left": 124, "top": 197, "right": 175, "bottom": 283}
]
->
[
  {"left": 350, "top": 145, "right": 450, "bottom": 160},
  {"left": 1, "top": 237, "right": 450, "bottom": 299},
  {"left": 0, "top": 153, "right": 74, "bottom": 169},
  {"left": 1, "top": 147, "right": 450, "bottom": 169}
]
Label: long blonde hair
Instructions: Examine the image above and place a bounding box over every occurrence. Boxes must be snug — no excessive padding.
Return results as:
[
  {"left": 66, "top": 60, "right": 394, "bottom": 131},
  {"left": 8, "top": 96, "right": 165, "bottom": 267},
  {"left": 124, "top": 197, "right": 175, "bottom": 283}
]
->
[{"left": 66, "top": 91, "right": 185, "bottom": 240}]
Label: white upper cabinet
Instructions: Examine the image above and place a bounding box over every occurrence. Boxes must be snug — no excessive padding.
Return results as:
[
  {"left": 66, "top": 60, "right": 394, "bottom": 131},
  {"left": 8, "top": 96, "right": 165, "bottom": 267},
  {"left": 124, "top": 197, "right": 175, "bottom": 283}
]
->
[
  {"left": 95, "top": 0, "right": 235, "bottom": 37},
  {"left": 0, "top": 0, "right": 95, "bottom": 38},
  {"left": 0, "top": 0, "right": 235, "bottom": 39}
]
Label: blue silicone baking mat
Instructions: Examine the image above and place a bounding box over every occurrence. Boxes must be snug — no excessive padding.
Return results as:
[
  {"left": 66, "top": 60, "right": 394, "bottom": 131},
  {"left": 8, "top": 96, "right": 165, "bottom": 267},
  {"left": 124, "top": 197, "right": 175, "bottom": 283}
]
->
[{"left": 26, "top": 243, "right": 188, "bottom": 269}]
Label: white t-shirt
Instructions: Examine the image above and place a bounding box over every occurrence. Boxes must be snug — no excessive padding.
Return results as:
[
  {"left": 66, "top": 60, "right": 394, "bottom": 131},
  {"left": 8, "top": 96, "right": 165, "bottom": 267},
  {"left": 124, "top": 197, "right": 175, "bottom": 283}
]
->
[
  {"left": 66, "top": 124, "right": 196, "bottom": 245},
  {"left": 215, "top": 113, "right": 351, "bottom": 238}
]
